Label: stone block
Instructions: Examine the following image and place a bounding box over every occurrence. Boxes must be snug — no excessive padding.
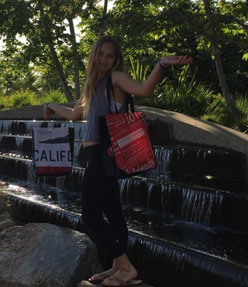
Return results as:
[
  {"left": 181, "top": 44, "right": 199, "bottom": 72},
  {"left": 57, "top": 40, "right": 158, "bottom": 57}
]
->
[{"left": 0, "top": 223, "right": 102, "bottom": 287}]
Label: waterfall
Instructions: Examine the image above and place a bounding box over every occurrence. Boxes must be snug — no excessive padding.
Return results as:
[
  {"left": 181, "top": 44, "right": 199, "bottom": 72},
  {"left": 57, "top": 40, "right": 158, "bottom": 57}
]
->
[{"left": 0, "top": 118, "right": 248, "bottom": 287}]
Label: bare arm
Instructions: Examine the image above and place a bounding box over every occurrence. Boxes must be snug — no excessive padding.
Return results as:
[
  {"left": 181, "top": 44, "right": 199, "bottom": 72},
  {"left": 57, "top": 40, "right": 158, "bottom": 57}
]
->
[
  {"left": 44, "top": 100, "right": 83, "bottom": 121},
  {"left": 112, "top": 55, "right": 192, "bottom": 97}
]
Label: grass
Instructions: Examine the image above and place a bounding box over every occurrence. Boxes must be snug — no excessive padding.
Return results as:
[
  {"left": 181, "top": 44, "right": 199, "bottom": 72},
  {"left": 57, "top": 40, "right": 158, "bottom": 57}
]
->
[{"left": 0, "top": 89, "right": 67, "bottom": 110}]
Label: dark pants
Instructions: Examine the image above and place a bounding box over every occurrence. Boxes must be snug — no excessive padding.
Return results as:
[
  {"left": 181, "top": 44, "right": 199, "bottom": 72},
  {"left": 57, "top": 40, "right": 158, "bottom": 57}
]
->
[{"left": 81, "top": 145, "right": 128, "bottom": 259}]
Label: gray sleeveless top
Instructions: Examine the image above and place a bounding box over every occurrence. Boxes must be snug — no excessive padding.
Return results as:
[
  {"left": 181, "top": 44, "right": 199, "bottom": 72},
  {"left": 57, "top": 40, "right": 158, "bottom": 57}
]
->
[{"left": 83, "top": 75, "right": 126, "bottom": 143}]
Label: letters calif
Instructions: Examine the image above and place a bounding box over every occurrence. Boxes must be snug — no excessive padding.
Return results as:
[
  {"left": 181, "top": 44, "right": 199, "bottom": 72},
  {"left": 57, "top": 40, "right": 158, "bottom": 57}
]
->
[{"left": 34, "top": 150, "right": 72, "bottom": 162}]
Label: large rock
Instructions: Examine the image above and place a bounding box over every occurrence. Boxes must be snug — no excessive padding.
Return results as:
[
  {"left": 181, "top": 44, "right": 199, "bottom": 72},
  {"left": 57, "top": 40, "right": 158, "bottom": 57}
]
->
[
  {"left": 0, "top": 223, "right": 102, "bottom": 287},
  {"left": 0, "top": 198, "right": 16, "bottom": 232}
]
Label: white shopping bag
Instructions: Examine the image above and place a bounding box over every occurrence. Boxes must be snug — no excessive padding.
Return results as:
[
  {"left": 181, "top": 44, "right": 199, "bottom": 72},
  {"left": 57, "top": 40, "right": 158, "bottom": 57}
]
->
[{"left": 32, "top": 127, "right": 74, "bottom": 175}]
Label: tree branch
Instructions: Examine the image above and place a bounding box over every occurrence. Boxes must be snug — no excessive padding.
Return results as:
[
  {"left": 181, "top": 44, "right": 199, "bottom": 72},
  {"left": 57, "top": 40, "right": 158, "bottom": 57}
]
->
[{"left": 235, "top": 18, "right": 248, "bottom": 33}]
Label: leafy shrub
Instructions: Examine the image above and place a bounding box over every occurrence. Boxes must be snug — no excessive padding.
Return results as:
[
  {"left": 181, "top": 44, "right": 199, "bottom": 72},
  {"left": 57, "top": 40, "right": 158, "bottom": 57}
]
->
[
  {"left": 129, "top": 57, "right": 149, "bottom": 82},
  {"left": 201, "top": 93, "right": 234, "bottom": 126},
  {"left": 234, "top": 94, "right": 248, "bottom": 132},
  {"left": 0, "top": 95, "right": 9, "bottom": 110},
  {"left": 40, "top": 90, "right": 67, "bottom": 104},
  {"left": 236, "top": 94, "right": 248, "bottom": 119},
  {"left": 201, "top": 93, "right": 248, "bottom": 132},
  {"left": 9, "top": 90, "right": 39, "bottom": 109},
  {"left": 0, "top": 89, "right": 67, "bottom": 111},
  {"left": 152, "top": 66, "right": 215, "bottom": 117}
]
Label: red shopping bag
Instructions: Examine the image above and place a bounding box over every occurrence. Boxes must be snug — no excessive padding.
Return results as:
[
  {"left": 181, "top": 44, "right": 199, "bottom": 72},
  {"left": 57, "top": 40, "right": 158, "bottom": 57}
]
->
[{"left": 104, "top": 111, "right": 156, "bottom": 175}]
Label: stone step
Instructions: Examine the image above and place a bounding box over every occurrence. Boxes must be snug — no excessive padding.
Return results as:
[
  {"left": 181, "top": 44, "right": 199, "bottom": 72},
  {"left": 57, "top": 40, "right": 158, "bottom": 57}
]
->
[
  {"left": 0, "top": 134, "right": 246, "bottom": 193},
  {"left": 1, "top": 157, "right": 248, "bottom": 232}
]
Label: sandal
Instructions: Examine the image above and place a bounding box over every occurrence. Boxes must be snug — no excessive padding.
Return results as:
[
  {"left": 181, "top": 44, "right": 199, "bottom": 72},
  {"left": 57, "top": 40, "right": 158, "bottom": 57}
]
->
[{"left": 101, "top": 275, "right": 142, "bottom": 286}]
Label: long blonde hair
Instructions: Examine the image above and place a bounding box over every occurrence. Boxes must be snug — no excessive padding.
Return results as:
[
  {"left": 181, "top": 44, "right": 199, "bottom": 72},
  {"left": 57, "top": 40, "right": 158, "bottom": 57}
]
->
[{"left": 80, "top": 36, "right": 124, "bottom": 116}]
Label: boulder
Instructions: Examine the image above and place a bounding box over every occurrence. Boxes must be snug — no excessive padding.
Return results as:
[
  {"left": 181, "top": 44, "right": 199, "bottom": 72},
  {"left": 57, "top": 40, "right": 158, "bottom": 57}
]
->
[{"left": 0, "top": 223, "right": 102, "bottom": 287}]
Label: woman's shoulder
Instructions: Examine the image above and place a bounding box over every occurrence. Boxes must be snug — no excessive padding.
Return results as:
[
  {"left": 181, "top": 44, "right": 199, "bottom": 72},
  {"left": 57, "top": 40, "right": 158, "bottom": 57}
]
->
[
  {"left": 111, "top": 70, "right": 130, "bottom": 78},
  {"left": 111, "top": 70, "right": 132, "bottom": 86}
]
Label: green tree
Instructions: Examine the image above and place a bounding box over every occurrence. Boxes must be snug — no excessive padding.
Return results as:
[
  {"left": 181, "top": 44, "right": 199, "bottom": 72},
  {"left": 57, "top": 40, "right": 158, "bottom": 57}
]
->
[
  {"left": 0, "top": 0, "right": 247, "bottom": 112},
  {"left": 0, "top": 48, "right": 37, "bottom": 95},
  {"left": 0, "top": 0, "right": 96, "bottom": 101}
]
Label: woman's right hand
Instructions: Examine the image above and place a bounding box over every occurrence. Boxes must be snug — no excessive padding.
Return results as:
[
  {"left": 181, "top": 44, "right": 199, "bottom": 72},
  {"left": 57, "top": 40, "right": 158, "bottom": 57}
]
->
[
  {"left": 160, "top": 55, "right": 192, "bottom": 66},
  {"left": 44, "top": 104, "right": 54, "bottom": 120}
]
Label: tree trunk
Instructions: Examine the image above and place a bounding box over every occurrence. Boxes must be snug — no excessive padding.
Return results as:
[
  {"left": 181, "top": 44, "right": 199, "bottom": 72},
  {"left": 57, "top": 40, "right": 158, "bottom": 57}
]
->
[
  {"left": 47, "top": 38, "right": 74, "bottom": 102},
  {"left": 100, "top": 0, "right": 108, "bottom": 34},
  {"left": 103, "top": 0, "right": 108, "bottom": 16},
  {"left": 203, "top": 0, "right": 240, "bottom": 123},
  {"left": 39, "top": 7, "right": 73, "bottom": 103},
  {"left": 68, "top": 16, "right": 80, "bottom": 100}
]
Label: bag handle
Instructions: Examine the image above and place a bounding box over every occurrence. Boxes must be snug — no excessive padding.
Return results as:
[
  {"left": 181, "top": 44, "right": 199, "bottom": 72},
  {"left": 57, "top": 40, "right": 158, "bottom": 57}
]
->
[{"left": 106, "top": 73, "right": 135, "bottom": 114}]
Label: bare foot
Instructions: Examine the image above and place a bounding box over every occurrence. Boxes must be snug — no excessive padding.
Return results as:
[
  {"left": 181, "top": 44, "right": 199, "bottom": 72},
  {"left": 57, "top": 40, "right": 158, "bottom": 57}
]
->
[
  {"left": 88, "top": 267, "right": 118, "bottom": 283},
  {"left": 102, "top": 267, "right": 138, "bottom": 286}
]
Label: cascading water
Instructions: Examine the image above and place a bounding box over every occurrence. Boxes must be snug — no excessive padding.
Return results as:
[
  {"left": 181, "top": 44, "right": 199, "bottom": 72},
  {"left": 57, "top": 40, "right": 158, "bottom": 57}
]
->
[{"left": 0, "top": 119, "right": 248, "bottom": 287}]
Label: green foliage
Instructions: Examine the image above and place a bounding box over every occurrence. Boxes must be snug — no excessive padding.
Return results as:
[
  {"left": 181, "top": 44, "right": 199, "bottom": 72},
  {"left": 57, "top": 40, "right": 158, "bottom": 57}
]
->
[
  {"left": 152, "top": 66, "right": 213, "bottom": 117},
  {"left": 0, "top": 95, "right": 9, "bottom": 110},
  {"left": 0, "top": 0, "right": 247, "bottom": 99},
  {"left": 41, "top": 90, "right": 67, "bottom": 104},
  {"left": 236, "top": 94, "right": 248, "bottom": 116},
  {"left": 129, "top": 57, "right": 150, "bottom": 82},
  {"left": 0, "top": 89, "right": 66, "bottom": 110},
  {"left": 201, "top": 95, "right": 233, "bottom": 126},
  {"left": 8, "top": 90, "right": 39, "bottom": 109},
  {"left": 0, "top": 0, "right": 248, "bottom": 132},
  {"left": 235, "top": 94, "right": 248, "bottom": 131},
  {"left": 201, "top": 93, "right": 248, "bottom": 132},
  {"left": 0, "top": 50, "right": 36, "bottom": 95}
]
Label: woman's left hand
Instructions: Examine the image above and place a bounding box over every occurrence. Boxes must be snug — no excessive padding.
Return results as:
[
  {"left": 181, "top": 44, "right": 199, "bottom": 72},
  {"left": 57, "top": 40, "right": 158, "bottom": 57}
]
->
[
  {"left": 160, "top": 55, "right": 192, "bottom": 66},
  {"left": 44, "top": 104, "right": 54, "bottom": 120}
]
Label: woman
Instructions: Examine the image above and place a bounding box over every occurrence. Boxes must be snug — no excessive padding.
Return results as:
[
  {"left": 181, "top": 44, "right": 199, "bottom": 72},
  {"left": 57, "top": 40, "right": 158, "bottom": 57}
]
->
[{"left": 44, "top": 36, "right": 192, "bottom": 287}]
